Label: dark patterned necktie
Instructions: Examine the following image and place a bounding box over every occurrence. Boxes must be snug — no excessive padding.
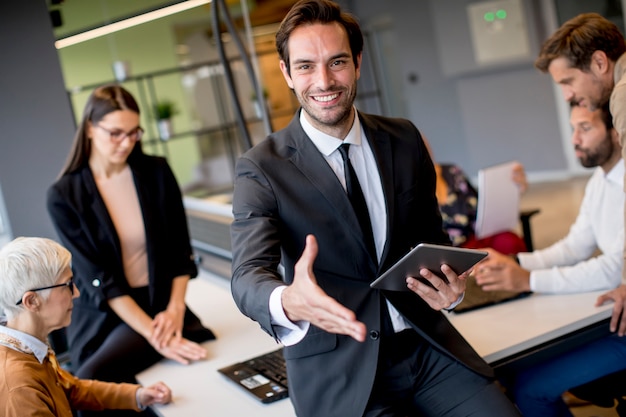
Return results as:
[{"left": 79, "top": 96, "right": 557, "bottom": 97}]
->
[
  {"left": 338, "top": 143, "right": 377, "bottom": 263},
  {"left": 338, "top": 144, "right": 392, "bottom": 336}
]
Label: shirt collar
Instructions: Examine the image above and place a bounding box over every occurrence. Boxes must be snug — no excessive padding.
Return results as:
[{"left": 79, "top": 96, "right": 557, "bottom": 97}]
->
[
  {"left": 605, "top": 158, "right": 625, "bottom": 188},
  {"left": 299, "top": 108, "right": 362, "bottom": 156},
  {"left": 0, "top": 320, "right": 49, "bottom": 363}
]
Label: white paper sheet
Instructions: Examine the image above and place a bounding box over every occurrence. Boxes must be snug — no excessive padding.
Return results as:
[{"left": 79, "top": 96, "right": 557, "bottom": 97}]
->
[{"left": 475, "top": 161, "right": 520, "bottom": 239}]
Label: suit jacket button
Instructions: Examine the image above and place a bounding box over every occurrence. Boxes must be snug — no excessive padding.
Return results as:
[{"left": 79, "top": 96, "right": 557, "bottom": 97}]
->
[
  {"left": 91, "top": 279, "right": 101, "bottom": 287},
  {"left": 369, "top": 330, "right": 380, "bottom": 340}
]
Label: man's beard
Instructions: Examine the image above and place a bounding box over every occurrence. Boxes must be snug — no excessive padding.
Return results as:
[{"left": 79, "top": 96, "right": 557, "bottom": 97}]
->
[
  {"left": 295, "top": 82, "right": 358, "bottom": 132},
  {"left": 576, "top": 133, "right": 615, "bottom": 168}
]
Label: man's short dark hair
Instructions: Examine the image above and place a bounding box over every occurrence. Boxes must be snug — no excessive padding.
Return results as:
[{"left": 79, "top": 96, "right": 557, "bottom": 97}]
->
[
  {"left": 571, "top": 101, "right": 614, "bottom": 130},
  {"left": 275, "top": 0, "right": 363, "bottom": 76},
  {"left": 535, "top": 13, "right": 626, "bottom": 72}
]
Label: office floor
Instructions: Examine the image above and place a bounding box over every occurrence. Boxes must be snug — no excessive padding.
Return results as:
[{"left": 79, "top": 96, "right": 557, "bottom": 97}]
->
[{"left": 520, "top": 173, "right": 620, "bottom": 417}]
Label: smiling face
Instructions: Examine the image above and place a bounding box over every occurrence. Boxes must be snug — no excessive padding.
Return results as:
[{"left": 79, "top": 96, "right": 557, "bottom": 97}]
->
[
  {"left": 279, "top": 22, "right": 362, "bottom": 139},
  {"left": 88, "top": 109, "right": 141, "bottom": 168},
  {"left": 548, "top": 55, "right": 614, "bottom": 110},
  {"left": 569, "top": 105, "right": 619, "bottom": 171}
]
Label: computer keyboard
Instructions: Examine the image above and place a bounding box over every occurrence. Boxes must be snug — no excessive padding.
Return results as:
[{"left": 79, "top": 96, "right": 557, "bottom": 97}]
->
[
  {"left": 218, "top": 348, "right": 289, "bottom": 403},
  {"left": 244, "top": 348, "right": 288, "bottom": 386}
]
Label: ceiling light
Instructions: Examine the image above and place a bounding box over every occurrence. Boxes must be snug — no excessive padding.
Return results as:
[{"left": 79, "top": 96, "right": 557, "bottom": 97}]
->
[{"left": 55, "top": 0, "right": 212, "bottom": 49}]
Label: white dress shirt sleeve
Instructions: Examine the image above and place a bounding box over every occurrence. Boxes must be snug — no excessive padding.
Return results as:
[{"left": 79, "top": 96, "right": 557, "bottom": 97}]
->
[
  {"left": 269, "top": 285, "right": 310, "bottom": 346},
  {"left": 519, "top": 168, "right": 624, "bottom": 293}
]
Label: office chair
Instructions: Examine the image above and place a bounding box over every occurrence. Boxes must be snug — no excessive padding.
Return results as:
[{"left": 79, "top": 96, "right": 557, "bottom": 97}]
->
[
  {"left": 519, "top": 208, "right": 540, "bottom": 252},
  {"left": 569, "top": 370, "right": 626, "bottom": 416}
]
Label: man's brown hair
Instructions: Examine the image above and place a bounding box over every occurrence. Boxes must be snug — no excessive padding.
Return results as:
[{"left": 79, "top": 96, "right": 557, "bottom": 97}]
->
[
  {"left": 275, "top": 0, "right": 363, "bottom": 76},
  {"left": 535, "top": 13, "right": 626, "bottom": 72}
]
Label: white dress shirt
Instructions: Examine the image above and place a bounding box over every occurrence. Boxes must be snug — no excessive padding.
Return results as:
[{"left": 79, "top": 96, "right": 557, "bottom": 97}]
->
[
  {"left": 268, "top": 110, "right": 417, "bottom": 346},
  {"left": 519, "top": 160, "right": 625, "bottom": 293}
]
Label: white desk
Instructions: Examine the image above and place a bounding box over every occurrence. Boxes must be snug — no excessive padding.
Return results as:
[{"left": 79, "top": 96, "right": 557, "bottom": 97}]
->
[
  {"left": 136, "top": 272, "right": 296, "bottom": 417},
  {"left": 445, "top": 290, "right": 613, "bottom": 366},
  {"left": 138, "top": 272, "right": 613, "bottom": 416}
]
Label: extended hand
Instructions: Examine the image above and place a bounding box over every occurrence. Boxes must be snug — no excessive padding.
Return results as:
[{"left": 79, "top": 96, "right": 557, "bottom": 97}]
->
[
  {"left": 597, "top": 284, "right": 626, "bottom": 336},
  {"left": 474, "top": 248, "right": 530, "bottom": 292},
  {"left": 137, "top": 381, "right": 172, "bottom": 406},
  {"left": 406, "top": 264, "right": 467, "bottom": 310},
  {"left": 281, "top": 234, "right": 366, "bottom": 342}
]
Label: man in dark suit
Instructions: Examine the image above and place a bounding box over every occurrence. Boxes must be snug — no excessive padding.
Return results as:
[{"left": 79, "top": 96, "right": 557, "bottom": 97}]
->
[{"left": 230, "top": 1, "right": 521, "bottom": 416}]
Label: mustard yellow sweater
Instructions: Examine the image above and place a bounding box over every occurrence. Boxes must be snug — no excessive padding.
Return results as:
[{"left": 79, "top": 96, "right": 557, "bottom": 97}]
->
[{"left": 0, "top": 345, "right": 141, "bottom": 417}]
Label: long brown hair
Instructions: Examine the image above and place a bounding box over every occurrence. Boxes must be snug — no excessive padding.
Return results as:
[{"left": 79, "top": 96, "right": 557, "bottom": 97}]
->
[{"left": 60, "top": 84, "right": 142, "bottom": 176}]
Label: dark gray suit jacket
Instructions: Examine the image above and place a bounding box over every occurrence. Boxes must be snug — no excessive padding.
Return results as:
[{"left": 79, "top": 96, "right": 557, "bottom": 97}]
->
[{"left": 231, "top": 111, "right": 493, "bottom": 417}]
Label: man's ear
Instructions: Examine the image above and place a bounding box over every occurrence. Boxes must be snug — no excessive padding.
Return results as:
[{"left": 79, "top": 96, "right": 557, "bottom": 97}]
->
[
  {"left": 355, "top": 52, "right": 363, "bottom": 80},
  {"left": 279, "top": 60, "right": 294, "bottom": 90},
  {"left": 591, "top": 50, "right": 611, "bottom": 75},
  {"left": 611, "top": 128, "right": 620, "bottom": 146}
]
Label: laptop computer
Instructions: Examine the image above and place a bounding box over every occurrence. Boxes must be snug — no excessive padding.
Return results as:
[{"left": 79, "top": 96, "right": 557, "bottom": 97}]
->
[
  {"left": 218, "top": 348, "right": 289, "bottom": 404},
  {"left": 453, "top": 273, "right": 531, "bottom": 313}
]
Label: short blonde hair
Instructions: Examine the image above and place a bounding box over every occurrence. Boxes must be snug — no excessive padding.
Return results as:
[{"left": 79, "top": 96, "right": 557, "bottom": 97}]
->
[{"left": 0, "top": 237, "right": 71, "bottom": 319}]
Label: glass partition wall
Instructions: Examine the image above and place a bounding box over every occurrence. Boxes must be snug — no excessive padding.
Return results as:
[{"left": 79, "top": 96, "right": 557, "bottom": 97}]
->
[{"left": 54, "top": 0, "right": 386, "bottom": 200}]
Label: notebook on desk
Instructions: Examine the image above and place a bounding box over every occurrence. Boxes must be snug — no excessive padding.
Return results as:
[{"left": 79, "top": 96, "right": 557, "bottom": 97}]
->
[
  {"left": 218, "top": 348, "right": 289, "bottom": 404},
  {"left": 475, "top": 161, "right": 521, "bottom": 239}
]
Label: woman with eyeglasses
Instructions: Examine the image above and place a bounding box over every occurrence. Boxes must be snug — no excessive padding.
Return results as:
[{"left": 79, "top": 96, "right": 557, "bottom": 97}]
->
[
  {"left": 46, "top": 85, "right": 215, "bottom": 417},
  {"left": 0, "top": 237, "right": 173, "bottom": 416}
]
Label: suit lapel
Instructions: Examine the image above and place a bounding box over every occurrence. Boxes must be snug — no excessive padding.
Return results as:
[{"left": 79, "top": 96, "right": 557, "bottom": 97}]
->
[
  {"left": 81, "top": 167, "right": 123, "bottom": 262},
  {"left": 129, "top": 164, "right": 153, "bottom": 247},
  {"left": 285, "top": 117, "right": 376, "bottom": 271},
  {"left": 130, "top": 163, "right": 156, "bottom": 293}
]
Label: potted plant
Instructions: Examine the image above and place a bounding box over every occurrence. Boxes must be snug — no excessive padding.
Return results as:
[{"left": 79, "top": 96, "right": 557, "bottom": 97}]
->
[{"left": 152, "top": 100, "right": 178, "bottom": 140}]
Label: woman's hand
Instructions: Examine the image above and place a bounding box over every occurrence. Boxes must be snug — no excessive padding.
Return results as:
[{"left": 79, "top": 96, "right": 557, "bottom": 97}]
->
[
  {"left": 137, "top": 381, "right": 172, "bottom": 406},
  {"left": 153, "top": 337, "right": 207, "bottom": 365},
  {"left": 151, "top": 306, "right": 185, "bottom": 349}
]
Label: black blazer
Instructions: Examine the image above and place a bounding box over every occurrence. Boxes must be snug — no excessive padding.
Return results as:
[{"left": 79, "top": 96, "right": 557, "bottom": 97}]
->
[
  {"left": 47, "top": 155, "right": 201, "bottom": 364},
  {"left": 231, "top": 111, "right": 493, "bottom": 417}
]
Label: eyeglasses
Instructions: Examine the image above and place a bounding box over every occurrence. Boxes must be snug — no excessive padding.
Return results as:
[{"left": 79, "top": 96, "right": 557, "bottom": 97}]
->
[
  {"left": 16, "top": 279, "right": 75, "bottom": 306},
  {"left": 96, "top": 124, "right": 144, "bottom": 143}
]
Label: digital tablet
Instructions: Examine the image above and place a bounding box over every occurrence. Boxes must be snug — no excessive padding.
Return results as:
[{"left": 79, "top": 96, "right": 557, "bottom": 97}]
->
[{"left": 370, "top": 243, "right": 488, "bottom": 291}]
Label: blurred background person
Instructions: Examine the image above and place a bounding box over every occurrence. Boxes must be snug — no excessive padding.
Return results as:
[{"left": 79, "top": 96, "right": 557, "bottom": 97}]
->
[
  {"left": 47, "top": 85, "right": 215, "bottom": 417},
  {"left": 475, "top": 103, "right": 623, "bottom": 297},
  {"left": 424, "top": 137, "right": 528, "bottom": 255}
]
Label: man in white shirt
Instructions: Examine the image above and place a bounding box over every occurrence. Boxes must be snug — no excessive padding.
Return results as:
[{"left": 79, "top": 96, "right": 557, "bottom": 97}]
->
[
  {"left": 475, "top": 103, "right": 623, "bottom": 295},
  {"left": 475, "top": 104, "right": 625, "bottom": 416}
]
